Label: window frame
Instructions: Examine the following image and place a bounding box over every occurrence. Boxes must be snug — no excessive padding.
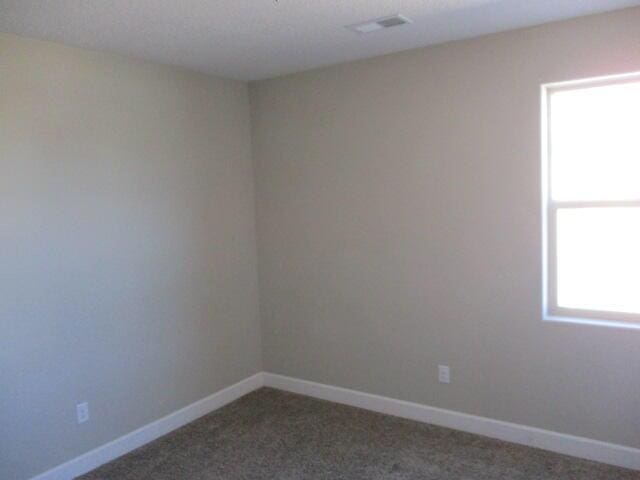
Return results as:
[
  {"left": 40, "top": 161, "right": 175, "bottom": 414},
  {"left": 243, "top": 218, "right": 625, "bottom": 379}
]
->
[{"left": 541, "top": 72, "right": 640, "bottom": 330}]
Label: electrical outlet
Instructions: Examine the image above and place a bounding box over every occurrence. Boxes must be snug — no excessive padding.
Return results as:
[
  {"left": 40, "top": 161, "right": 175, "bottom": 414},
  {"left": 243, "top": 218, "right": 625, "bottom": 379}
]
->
[
  {"left": 438, "top": 365, "right": 450, "bottom": 384},
  {"left": 76, "top": 402, "right": 89, "bottom": 424}
]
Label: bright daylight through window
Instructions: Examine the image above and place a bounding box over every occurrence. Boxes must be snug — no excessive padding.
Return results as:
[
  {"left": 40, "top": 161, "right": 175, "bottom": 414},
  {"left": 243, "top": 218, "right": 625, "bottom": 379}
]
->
[{"left": 543, "top": 73, "right": 640, "bottom": 327}]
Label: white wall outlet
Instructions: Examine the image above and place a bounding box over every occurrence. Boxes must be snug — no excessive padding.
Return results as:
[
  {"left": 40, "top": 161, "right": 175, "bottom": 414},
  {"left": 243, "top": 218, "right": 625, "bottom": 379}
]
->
[
  {"left": 76, "top": 402, "right": 89, "bottom": 424},
  {"left": 438, "top": 365, "right": 450, "bottom": 384}
]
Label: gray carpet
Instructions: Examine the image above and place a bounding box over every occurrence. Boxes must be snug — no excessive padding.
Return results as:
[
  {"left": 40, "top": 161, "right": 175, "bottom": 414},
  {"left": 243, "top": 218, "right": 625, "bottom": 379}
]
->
[{"left": 78, "top": 388, "right": 639, "bottom": 479}]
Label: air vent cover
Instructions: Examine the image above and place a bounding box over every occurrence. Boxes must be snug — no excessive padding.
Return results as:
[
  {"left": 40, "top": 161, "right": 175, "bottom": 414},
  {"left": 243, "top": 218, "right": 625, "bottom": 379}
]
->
[{"left": 347, "top": 15, "right": 412, "bottom": 34}]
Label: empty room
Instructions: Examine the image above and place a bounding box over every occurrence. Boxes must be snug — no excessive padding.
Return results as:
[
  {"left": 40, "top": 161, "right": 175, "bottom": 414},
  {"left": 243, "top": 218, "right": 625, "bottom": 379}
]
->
[{"left": 2, "top": 1, "right": 640, "bottom": 479}]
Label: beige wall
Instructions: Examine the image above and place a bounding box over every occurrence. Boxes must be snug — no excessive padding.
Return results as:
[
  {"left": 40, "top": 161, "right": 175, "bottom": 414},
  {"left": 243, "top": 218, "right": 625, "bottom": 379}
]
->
[
  {"left": 0, "top": 33, "right": 261, "bottom": 480},
  {"left": 250, "top": 7, "right": 640, "bottom": 450}
]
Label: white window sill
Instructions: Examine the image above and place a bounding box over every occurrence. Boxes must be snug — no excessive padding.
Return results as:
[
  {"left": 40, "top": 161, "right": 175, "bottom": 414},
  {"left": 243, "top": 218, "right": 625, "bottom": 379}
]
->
[{"left": 543, "top": 314, "right": 640, "bottom": 331}]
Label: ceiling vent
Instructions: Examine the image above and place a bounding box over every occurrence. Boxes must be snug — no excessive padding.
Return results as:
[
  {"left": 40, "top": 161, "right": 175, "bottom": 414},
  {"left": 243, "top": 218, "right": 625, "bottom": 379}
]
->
[{"left": 347, "top": 14, "right": 412, "bottom": 34}]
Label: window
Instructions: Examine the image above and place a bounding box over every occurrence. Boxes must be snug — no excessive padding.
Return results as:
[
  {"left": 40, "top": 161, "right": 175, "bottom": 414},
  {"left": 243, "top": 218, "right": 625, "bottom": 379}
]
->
[{"left": 542, "top": 73, "right": 640, "bottom": 328}]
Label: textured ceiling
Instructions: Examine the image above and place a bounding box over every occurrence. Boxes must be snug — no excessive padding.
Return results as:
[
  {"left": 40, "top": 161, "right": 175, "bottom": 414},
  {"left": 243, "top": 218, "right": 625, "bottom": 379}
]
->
[{"left": 1, "top": 0, "right": 639, "bottom": 81}]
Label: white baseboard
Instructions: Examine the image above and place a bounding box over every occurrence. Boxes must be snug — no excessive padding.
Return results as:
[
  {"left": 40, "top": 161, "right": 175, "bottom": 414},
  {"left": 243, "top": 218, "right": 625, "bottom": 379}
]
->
[
  {"left": 263, "top": 372, "right": 640, "bottom": 471},
  {"left": 31, "top": 373, "right": 264, "bottom": 480},
  {"left": 30, "top": 371, "right": 640, "bottom": 479}
]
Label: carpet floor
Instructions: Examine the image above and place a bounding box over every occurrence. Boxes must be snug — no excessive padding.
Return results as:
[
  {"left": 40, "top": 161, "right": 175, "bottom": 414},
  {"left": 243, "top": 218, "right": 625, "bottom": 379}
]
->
[{"left": 78, "top": 387, "right": 639, "bottom": 479}]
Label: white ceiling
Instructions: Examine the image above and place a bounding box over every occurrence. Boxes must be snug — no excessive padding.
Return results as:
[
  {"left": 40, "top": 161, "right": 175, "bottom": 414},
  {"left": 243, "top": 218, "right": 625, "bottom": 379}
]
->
[{"left": 1, "top": 0, "right": 639, "bottom": 81}]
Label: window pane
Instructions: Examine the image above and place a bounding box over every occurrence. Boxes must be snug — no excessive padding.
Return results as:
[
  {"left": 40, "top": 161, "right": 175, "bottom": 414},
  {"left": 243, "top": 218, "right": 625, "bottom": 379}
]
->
[
  {"left": 550, "top": 81, "right": 640, "bottom": 201},
  {"left": 556, "top": 207, "right": 640, "bottom": 315}
]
